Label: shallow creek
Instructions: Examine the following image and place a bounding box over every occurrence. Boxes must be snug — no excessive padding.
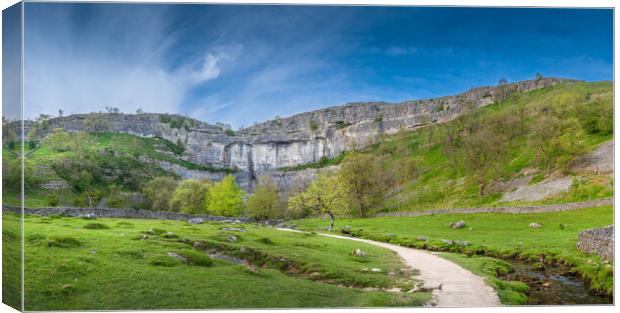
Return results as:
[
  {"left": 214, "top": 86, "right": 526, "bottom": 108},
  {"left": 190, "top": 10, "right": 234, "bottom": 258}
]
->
[{"left": 501, "top": 261, "right": 612, "bottom": 305}]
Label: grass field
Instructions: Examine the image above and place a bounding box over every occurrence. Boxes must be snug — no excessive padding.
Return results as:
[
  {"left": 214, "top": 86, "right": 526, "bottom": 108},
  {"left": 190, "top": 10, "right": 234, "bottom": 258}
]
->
[
  {"left": 295, "top": 205, "right": 614, "bottom": 296},
  {"left": 15, "top": 214, "right": 430, "bottom": 310}
]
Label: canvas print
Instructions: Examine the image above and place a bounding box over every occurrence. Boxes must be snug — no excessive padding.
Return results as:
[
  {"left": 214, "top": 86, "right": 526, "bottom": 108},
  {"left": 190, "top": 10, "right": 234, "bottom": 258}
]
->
[{"left": 1, "top": 2, "right": 614, "bottom": 310}]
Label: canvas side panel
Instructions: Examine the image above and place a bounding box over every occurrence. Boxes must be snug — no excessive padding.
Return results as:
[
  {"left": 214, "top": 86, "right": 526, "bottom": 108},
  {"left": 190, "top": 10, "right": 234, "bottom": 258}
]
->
[{"left": 2, "top": 1, "right": 24, "bottom": 312}]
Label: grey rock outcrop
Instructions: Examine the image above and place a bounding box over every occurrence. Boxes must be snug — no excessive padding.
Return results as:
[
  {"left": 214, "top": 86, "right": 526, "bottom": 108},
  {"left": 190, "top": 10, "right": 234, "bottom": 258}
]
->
[{"left": 13, "top": 78, "right": 573, "bottom": 191}]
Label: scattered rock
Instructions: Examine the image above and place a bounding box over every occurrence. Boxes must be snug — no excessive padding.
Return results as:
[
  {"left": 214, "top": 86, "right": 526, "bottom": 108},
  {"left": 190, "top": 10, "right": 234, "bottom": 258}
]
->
[
  {"left": 167, "top": 252, "right": 188, "bottom": 263},
  {"left": 371, "top": 268, "right": 381, "bottom": 272},
  {"left": 415, "top": 236, "right": 428, "bottom": 241},
  {"left": 62, "top": 284, "right": 72, "bottom": 289},
  {"left": 275, "top": 223, "right": 286, "bottom": 228},
  {"left": 342, "top": 226, "right": 352, "bottom": 234},
  {"left": 455, "top": 240, "right": 469, "bottom": 247},
  {"left": 240, "top": 246, "right": 247, "bottom": 253},
  {"left": 188, "top": 218, "right": 204, "bottom": 224},
  {"left": 441, "top": 239, "right": 454, "bottom": 245},
  {"left": 228, "top": 235, "right": 239, "bottom": 242},
  {"left": 140, "top": 234, "right": 149, "bottom": 240},
  {"left": 160, "top": 232, "right": 178, "bottom": 238},
  {"left": 450, "top": 220, "right": 466, "bottom": 229},
  {"left": 351, "top": 248, "right": 366, "bottom": 257},
  {"left": 79, "top": 213, "right": 97, "bottom": 220},
  {"left": 222, "top": 227, "right": 247, "bottom": 232},
  {"left": 529, "top": 223, "right": 543, "bottom": 228}
]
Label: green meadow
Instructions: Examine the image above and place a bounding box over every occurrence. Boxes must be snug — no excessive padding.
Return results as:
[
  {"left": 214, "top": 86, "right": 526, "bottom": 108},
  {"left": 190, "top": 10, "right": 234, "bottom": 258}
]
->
[
  {"left": 12, "top": 214, "right": 430, "bottom": 310},
  {"left": 295, "top": 205, "right": 614, "bottom": 297}
]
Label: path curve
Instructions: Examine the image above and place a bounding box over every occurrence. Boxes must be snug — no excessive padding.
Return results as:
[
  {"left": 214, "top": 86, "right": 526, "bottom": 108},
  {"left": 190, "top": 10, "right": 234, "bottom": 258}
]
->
[{"left": 278, "top": 228, "right": 501, "bottom": 307}]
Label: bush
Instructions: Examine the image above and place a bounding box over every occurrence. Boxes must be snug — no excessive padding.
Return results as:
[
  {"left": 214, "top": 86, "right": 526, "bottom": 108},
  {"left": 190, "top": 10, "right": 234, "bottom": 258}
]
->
[
  {"left": 255, "top": 237, "right": 275, "bottom": 245},
  {"left": 48, "top": 193, "right": 60, "bottom": 207},
  {"left": 83, "top": 223, "right": 110, "bottom": 230},
  {"left": 247, "top": 176, "right": 282, "bottom": 220},
  {"left": 47, "top": 236, "right": 82, "bottom": 248}
]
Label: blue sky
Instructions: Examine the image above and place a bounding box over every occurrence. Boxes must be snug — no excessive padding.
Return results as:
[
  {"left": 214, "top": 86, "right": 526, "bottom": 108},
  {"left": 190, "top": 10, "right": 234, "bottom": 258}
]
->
[{"left": 21, "top": 3, "right": 613, "bottom": 128}]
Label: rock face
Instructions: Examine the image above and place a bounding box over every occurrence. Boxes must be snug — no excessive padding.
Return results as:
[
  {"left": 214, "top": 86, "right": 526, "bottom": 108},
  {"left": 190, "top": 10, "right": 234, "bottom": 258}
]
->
[
  {"left": 577, "top": 225, "right": 614, "bottom": 261},
  {"left": 14, "top": 78, "right": 573, "bottom": 191}
]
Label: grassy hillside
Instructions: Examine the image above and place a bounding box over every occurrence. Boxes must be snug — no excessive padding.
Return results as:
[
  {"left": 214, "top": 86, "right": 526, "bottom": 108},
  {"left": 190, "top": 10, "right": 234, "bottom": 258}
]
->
[
  {"left": 3, "top": 131, "right": 233, "bottom": 208},
  {"left": 295, "top": 205, "right": 614, "bottom": 297},
  {"left": 292, "top": 81, "right": 613, "bottom": 212},
  {"left": 16, "top": 214, "right": 429, "bottom": 310}
]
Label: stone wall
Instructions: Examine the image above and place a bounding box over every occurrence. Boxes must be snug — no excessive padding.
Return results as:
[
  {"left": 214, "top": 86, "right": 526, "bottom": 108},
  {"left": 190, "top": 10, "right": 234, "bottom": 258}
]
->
[
  {"left": 2, "top": 205, "right": 284, "bottom": 225},
  {"left": 376, "top": 198, "right": 612, "bottom": 217},
  {"left": 577, "top": 225, "right": 614, "bottom": 261}
]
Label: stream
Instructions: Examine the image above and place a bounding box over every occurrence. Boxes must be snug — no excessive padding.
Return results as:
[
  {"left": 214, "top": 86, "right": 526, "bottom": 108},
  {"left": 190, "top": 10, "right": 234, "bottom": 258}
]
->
[{"left": 501, "top": 261, "right": 612, "bottom": 305}]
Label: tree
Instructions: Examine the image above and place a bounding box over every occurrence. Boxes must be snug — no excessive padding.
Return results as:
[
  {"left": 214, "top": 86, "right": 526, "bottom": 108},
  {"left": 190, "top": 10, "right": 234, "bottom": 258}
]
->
[
  {"left": 169, "top": 179, "right": 211, "bottom": 213},
  {"left": 247, "top": 176, "right": 282, "bottom": 220},
  {"left": 84, "top": 112, "right": 110, "bottom": 132},
  {"left": 461, "top": 122, "right": 508, "bottom": 195},
  {"left": 58, "top": 109, "right": 64, "bottom": 117},
  {"left": 498, "top": 78, "right": 508, "bottom": 85},
  {"left": 136, "top": 108, "right": 144, "bottom": 114},
  {"left": 207, "top": 176, "right": 245, "bottom": 216},
  {"left": 288, "top": 173, "right": 351, "bottom": 230},
  {"left": 338, "top": 152, "right": 387, "bottom": 217},
  {"left": 535, "top": 72, "right": 544, "bottom": 81},
  {"left": 142, "top": 176, "right": 178, "bottom": 211}
]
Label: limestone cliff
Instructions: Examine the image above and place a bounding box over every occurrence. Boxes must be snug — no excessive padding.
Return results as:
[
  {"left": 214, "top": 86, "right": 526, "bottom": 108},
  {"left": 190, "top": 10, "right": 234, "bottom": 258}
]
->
[{"left": 15, "top": 77, "right": 575, "bottom": 190}]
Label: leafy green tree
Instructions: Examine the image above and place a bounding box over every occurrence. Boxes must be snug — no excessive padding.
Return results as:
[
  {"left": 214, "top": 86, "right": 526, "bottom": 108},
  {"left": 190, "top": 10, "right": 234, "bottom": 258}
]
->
[
  {"left": 2, "top": 157, "right": 40, "bottom": 192},
  {"left": 338, "top": 152, "right": 387, "bottom": 217},
  {"left": 247, "top": 176, "right": 282, "bottom": 220},
  {"left": 207, "top": 175, "right": 245, "bottom": 216},
  {"left": 169, "top": 179, "right": 211, "bottom": 214},
  {"left": 142, "top": 176, "right": 178, "bottom": 211},
  {"left": 288, "top": 173, "right": 351, "bottom": 230}
]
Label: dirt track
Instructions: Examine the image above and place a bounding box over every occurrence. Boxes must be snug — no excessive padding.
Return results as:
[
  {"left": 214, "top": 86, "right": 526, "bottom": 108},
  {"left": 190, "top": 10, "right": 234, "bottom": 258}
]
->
[{"left": 278, "top": 228, "right": 501, "bottom": 307}]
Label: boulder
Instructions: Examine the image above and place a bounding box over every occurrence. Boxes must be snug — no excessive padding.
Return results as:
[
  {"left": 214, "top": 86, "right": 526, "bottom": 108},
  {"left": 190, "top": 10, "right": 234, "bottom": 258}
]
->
[
  {"left": 352, "top": 248, "right": 365, "bottom": 257},
  {"left": 342, "top": 226, "right": 352, "bottom": 235},
  {"left": 450, "top": 220, "right": 466, "bottom": 229},
  {"left": 188, "top": 218, "right": 204, "bottom": 224},
  {"left": 441, "top": 239, "right": 454, "bottom": 245},
  {"left": 227, "top": 235, "right": 239, "bottom": 242},
  {"left": 416, "top": 236, "right": 428, "bottom": 241},
  {"left": 529, "top": 223, "right": 543, "bottom": 228}
]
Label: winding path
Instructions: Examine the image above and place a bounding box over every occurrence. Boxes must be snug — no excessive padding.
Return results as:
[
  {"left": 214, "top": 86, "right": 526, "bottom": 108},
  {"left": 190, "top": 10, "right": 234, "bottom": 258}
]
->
[{"left": 278, "top": 228, "right": 501, "bottom": 307}]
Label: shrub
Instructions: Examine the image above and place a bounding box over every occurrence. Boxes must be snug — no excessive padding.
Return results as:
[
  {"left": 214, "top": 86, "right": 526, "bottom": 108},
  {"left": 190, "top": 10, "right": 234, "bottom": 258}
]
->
[
  {"left": 48, "top": 193, "right": 60, "bottom": 207},
  {"left": 309, "top": 120, "right": 319, "bottom": 132},
  {"left": 83, "top": 223, "right": 110, "bottom": 230},
  {"left": 225, "top": 129, "right": 236, "bottom": 136},
  {"left": 255, "top": 237, "right": 275, "bottom": 245},
  {"left": 47, "top": 236, "right": 82, "bottom": 248},
  {"left": 115, "top": 221, "right": 134, "bottom": 228}
]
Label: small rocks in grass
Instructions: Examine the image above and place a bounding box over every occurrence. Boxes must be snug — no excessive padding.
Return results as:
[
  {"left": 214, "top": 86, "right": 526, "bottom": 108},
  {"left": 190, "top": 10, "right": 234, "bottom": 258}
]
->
[
  {"left": 140, "top": 234, "right": 149, "bottom": 240},
  {"left": 441, "top": 239, "right": 454, "bottom": 245},
  {"left": 529, "top": 223, "right": 543, "bottom": 228},
  {"left": 160, "top": 232, "right": 178, "bottom": 238},
  {"left": 222, "top": 227, "right": 247, "bottom": 232},
  {"left": 455, "top": 240, "right": 469, "bottom": 247},
  {"left": 371, "top": 268, "right": 381, "bottom": 272},
  {"left": 342, "top": 226, "right": 352, "bottom": 234},
  {"left": 167, "top": 252, "right": 188, "bottom": 263},
  {"left": 351, "top": 248, "right": 366, "bottom": 257},
  {"left": 79, "top": 213, "right": 97, "bottom": 220},
  {"left": 415, "top": 236, "right": 428, "bottom": 241},
  {"left": 188, "top": 218, "right": 204, "bottom": 224},
  {"left": 450, "top": 220, "right": 466, "bottom": 229},
  {"left": 228, "top": 235, "right": 239, "bottom": 242}
]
